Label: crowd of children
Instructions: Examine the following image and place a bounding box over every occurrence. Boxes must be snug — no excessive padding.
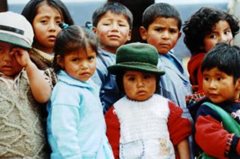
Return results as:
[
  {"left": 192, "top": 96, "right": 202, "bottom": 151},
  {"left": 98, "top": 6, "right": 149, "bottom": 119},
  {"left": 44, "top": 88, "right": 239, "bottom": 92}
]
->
[{"left": 1, "top": 0, "right": 240, "bottom": 158}]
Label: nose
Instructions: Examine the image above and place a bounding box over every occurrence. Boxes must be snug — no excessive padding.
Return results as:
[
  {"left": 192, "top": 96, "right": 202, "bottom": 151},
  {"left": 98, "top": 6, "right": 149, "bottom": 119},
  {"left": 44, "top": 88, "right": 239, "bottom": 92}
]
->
[
  {"left": 111, "top": 22, "right": 119, "bottom": 31},
  {"left": 161, "top": 31, "right": 170, "bottom": 39},
  {"left": 209, "top": 80, "right": 217, "bottom": 89},
  {"left": 80, "top": 60, "right": 88, "bottom": 69},
  {"left": 49, "top": 21, "right": 57, "bottom": 31},
  {"left": 137, "top": 78, "right": 144, "bottom": 87}
]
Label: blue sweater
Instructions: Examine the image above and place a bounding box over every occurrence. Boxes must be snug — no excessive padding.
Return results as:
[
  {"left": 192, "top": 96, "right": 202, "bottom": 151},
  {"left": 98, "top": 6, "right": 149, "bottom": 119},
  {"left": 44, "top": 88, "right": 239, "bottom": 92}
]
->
[{"left": 47, "top": 70, "right": 114, "bottom": 159}]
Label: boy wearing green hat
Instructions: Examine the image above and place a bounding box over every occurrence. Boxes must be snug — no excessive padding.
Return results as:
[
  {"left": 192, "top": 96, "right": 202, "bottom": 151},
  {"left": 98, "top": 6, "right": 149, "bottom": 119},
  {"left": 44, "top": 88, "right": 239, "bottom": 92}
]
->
[
  {"left": 0, "top": 11, "right": 51, "bottom": 158},
  {"left": 105, "top": 42, "right": 192, "bottom": 159}
]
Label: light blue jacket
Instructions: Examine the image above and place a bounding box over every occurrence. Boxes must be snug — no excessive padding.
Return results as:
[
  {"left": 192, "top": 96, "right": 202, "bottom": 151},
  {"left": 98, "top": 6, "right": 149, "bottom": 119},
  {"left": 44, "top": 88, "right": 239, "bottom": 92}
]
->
[
  {"left": 92, "top": 48, "right": 121, "bottom": 113},
  {"left": 158, "top": 51, "right": 192, "bottom": 120},
  {"left": 47, "top": 70, "right": 114, "bottom": 159}
]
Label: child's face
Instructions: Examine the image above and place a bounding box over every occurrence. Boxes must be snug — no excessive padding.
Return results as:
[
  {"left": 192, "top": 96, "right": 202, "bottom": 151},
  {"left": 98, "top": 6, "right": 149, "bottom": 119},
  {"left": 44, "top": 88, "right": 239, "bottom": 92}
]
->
[
  {"left": 123, "top": 70, "right": 156, "bottom": 101},
  {"left": 202, "top": 67, "right": 239, "bottom": 104},
  {"left": 0, "top": 42, "right": 22, "bottom": 77},
  {"left": 140, "top": 17, "right": 181, "bottom": 54},
  {"left": 33, "top": 3, "right": 62, "bottom": 53},
  {"left": 57, "top": 46, "right": 96, "bottom": 82},
  {"left": 203, "top": 20, "right": 233, "bottom": 53},
  {"left": 93, "top": 11, "right": 131, "bottom": 53}
]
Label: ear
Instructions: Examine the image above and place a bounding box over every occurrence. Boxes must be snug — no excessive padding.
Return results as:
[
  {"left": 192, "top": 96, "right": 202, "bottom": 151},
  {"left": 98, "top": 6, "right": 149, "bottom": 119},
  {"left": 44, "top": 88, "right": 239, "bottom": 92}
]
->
[
  {"left": 139, "top": 26, "right": 148, "bottom": 40},
  {"left": 56, "top": 55, "right": 65, "bottom": 69},
  {"left": 178, "top": 32, "right": 182, "bottom": 40},
  {"left": 92, "top": 26, "right": 97, "bottom": 33},
  {"left": 127, "top": 29, "right": 132, "bottom": 41}
]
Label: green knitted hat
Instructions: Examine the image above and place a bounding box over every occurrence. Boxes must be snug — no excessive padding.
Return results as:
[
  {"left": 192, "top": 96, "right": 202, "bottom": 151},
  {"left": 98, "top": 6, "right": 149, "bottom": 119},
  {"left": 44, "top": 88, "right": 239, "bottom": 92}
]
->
[{"left": 108, "top": 42, "right": 165, "bottom": 75}]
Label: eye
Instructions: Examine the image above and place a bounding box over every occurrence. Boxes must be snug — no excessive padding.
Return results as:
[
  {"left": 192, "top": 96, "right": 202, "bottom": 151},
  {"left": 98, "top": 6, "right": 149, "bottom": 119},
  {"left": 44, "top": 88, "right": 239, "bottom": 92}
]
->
[
  {"left": 71, "top": 58, "right": 79, "bottom": 62},
  {"left": 88, "top": 56, "right": 95, "bottom": 62},
  {"left": 128, "top": 76, "right": 135, "bottom": 81},
  {"left": 154, "top": 27, "right": 163, "bottom": 32},
  {"left": 224, "top": 29, "right": 232, "bottom": 35},
  {"left": 169, "top": 28, "right": 178, "bottom": 34},
  {"left": 203, "top": 76, "right": 209, "bottom": 81},
  {"left": 118, "top": 23, "right": 127, "bottom": 27},
  {"left": 209, "top": 33, "right": 217, "bottom": 39}
]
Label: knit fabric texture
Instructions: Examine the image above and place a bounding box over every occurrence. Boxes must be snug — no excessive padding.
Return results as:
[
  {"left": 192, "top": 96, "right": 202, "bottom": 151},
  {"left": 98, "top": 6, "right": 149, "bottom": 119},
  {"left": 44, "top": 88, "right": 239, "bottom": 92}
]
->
[{"left": 0, "top": 71, "right": 49, "bottom": 159}]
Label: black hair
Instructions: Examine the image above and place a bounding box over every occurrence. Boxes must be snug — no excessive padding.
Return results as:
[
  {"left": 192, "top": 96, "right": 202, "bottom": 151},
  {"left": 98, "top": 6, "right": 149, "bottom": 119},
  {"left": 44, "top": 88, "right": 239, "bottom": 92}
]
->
[
  {"left": 142, "top": 2, "right": 182, "bottom": 30},
  {"left": 116, "top": 71, "right": 160, "bottom": 94},
  {"left": 52, "top": 25, "right": 98, "bottom": 73},
  {"left": 201, "top": 43, "right": 240, "bottom": 82},
  {"left": 21, "top": 0, "right": 74, "bottom": 25},
  {"left": 92, "top": 2, "right": 133, "bottom": 29},
  {"left": 183, "top": 7, "right": 239, "bottom": 55}
]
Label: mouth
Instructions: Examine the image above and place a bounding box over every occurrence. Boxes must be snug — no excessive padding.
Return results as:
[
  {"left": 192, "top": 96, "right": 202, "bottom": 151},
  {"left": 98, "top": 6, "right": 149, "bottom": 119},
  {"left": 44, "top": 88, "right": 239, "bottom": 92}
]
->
[
  {"left": 48, "top": 36, "right": 56, "bottom": 41},
  {"left": 108, "top": 35, "right": 120, "bottom": 39}
]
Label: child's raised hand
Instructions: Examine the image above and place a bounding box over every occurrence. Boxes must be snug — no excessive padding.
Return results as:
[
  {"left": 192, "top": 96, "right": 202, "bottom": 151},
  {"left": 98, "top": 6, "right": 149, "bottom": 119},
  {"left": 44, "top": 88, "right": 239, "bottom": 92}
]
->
[{"left": 11, "top": 47, "right": 32, "bottom": 68}]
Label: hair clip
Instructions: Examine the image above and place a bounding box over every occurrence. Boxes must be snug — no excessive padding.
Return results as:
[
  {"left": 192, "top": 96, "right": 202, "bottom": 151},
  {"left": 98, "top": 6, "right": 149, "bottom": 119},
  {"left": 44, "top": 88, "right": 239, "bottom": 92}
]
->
[
  {"left": 85, "top": 21, "right": 93, "bottom": 30},
  {"left": 59, "top": 22, "right": 69, "bottom": 29}
]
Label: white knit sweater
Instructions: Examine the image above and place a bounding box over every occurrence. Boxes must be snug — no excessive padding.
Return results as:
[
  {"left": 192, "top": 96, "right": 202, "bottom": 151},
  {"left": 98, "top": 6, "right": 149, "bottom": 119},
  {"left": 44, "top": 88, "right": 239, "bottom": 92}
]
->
[{"left": 114, "top": 94, "right": 175, "bottom": 159}]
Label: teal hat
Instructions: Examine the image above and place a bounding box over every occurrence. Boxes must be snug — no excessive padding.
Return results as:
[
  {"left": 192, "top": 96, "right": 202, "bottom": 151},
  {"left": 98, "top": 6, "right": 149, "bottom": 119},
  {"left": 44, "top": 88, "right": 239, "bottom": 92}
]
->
[{"left": 108, "top": 42, "right": 165, "bottom": 75}]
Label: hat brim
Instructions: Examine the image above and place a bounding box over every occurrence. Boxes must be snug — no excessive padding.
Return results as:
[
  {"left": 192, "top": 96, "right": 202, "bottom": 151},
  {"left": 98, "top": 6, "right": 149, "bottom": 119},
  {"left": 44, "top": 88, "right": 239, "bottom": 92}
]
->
[
  {"left": 0, "top": 32, "right": 31, "bottom": 49},
  {"left": 108, "top": 62, "right": 165, "bottom": 75}
]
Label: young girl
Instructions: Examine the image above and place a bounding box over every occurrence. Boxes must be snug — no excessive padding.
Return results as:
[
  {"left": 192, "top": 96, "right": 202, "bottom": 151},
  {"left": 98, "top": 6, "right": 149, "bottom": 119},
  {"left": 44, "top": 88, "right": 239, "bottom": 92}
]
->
[
  {"left": 47, "top": 25, "right": 114, "bottom": 159},
  {"left": 21, "top": 0, "right": 74, "bottom": 70},
  {"left": 105, "top": 42, "right": 192, "bottom": 159},
  {"left": 183, "top": 7, "right": 239, "bottom": 93}
]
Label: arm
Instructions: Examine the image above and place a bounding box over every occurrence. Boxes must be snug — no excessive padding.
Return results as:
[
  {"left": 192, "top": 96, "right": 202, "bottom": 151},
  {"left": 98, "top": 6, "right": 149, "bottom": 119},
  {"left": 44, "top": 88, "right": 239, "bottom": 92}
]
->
[
  {"left": 177, "top": 139, "right": 190, "bottom": 159},
  {"left": 13, "top": 48, "right": 51, "bottom": 103},
  {"left": 195, "top": 114, "right": 235, "bottom": 158},
  {"left": 167, "top": 101, "right": 192, "bottom": 158},
  {"left": 48, "top": 88, "right": 82, "bottom": 159},
  {"left": 105, "top": 106, "right": 120, "bottom": 159}
]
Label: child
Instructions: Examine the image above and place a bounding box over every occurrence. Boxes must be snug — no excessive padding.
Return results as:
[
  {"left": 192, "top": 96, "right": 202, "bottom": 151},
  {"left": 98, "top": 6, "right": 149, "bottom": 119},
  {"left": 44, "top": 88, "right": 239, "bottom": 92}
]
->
[
  {"left": 0, "top": 11, "right": 51, "bottom": 158},
  {"left": 183, "top": 7, "right": 239, "bottom": 92},
  {"left": 21, "top": 0, "right": 74, "bottom": 70},
  {"left": 193, "top": 43, "right": 240, "bottom": 158},
  {"left": 105, "top": 42, "right": 192, "bottom": 159},
  {"left": 139, "top": 2, "right": 192, "bottom": 121},
  {"left": 91, "top": 2, "right": 133, "bottom": 112},
  {"left": 47, "top": 24, "right": 114, "bottom": 159}
]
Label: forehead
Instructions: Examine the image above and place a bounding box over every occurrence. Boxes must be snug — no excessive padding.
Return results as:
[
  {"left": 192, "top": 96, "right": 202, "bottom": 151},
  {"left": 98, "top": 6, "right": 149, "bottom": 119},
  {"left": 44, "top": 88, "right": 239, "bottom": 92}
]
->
[
  {"left": 100, "top": 11, "right": 128, "bottom": 21},
  {"left": 36, "top": 2, "right": 62, "bottom": 17},
  {"left": 150, "top": 17, "right": 179, "bottom": 28}
]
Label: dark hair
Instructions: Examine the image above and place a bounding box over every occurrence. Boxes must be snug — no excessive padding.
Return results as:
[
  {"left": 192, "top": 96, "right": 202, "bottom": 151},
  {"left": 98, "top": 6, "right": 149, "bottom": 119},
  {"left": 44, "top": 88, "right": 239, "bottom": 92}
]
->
[
  {"left": 92, "top": 2, "right": 133, "bottom": 29},
  {"left": 142, "top": 2, "right": 182, "bottom": 30},
  {"left": 21, "top": 0, "right": 74, "bottom": 25},
  {"left": 116, "top": 71, "right": 160, "bottom": 94},
  {"left": 201, "top": 43, "right": 240, "bottom": 81},
  {"left": 183, "top": 7, "right": 239, "bottom": 55},
  {"left": 53, "top": 25, "right": 98, "bottom": 73}
]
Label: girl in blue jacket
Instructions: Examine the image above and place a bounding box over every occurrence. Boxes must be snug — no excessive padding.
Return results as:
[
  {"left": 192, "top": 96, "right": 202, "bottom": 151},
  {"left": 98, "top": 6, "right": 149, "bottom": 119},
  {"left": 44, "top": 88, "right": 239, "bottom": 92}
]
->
[{"left": 47, "top": 24, "right": 114, "bottom": 159}]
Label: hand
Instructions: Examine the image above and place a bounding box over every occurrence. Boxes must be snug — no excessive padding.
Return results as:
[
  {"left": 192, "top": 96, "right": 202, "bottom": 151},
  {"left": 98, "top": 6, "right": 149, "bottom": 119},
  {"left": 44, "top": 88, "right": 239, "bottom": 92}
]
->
[{"left": 11, "top": 47, "right": 32, "bottom": 68}]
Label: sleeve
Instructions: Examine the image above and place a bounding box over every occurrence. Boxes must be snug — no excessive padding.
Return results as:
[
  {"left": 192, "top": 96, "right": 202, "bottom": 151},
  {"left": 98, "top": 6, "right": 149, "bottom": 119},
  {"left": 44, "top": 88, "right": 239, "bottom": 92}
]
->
[
  {"left": 195, "top": 104, "right": 240, "bottom": 158},
  {"left": 48, "top": 86, "right": 82, "bottom": 159},
  {"left": 105, "top": 106, "right": 120, "bottom": 159},
  {"left": 167, "top": 101, "right": 192, "bottom": 145}
]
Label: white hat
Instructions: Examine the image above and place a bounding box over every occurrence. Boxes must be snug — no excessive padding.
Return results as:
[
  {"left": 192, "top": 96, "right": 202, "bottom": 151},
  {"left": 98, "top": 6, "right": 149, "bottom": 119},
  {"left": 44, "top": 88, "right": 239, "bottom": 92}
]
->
[{"left": 0, "top": 11, "right": 33, "bottom": 49}]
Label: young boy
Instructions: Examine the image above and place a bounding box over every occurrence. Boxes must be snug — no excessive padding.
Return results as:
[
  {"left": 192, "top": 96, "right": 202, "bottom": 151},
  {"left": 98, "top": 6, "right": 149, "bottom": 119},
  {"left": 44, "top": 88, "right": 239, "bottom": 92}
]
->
[
  {"left": 0, "top": 12, "right": 51, "bottom": 158},
  {"left": 91, "top": 2, "right": 133, "bottom": 112},
  {"left": 139, "top": 2, "right": 192, "bottom": 121},
  {"left": 105, "top": 42, "right": 192, "bottom": 159},
  {"left": 193, "top": 43, "right": 240, "bottom": 158}
]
